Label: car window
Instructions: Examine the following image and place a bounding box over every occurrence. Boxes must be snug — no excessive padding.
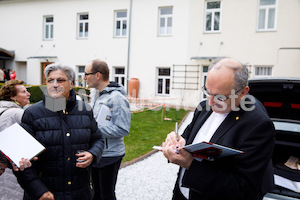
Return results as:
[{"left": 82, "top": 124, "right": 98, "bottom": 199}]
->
[{"left": 273, "top": 121, "right": 300, "bottom": 133}]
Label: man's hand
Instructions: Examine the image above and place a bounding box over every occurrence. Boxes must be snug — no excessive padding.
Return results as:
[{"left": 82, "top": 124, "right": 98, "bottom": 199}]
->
[
  {"left": 0, "top": 162, "right": 7, "bottom": 176},
  {"left": 39, "top": 191, "right": 54, "bottom": 200},
  {"left": 76, "top": 151, "right": 93, "bottom": 168},
  {"left": 162, "top": 131, "right": 193, "bottom": 169},
  {"left": 164, "top": 131, "right": 186, "bottom": 147}
]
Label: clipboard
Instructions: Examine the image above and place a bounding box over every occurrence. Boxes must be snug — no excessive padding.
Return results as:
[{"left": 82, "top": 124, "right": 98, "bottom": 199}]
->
[
  {"left": 0, "top": 123, "right": 45, "bottom": 168},
  {"left": 183, "top": 141, "right": 244, "bottom": 161}
]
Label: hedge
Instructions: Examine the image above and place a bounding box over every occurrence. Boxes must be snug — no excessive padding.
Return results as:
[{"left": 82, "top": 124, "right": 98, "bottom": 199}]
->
[{"left": 0, "top": 83, "right": 90, "bottom": 103}]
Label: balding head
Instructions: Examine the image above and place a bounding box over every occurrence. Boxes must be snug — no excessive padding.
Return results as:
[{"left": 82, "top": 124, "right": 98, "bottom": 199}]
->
[{"left": 209, "top": 58, "right": 248, "bottom": 91}]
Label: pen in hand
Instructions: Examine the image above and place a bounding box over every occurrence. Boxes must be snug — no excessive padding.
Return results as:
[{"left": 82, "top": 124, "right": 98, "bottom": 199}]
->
[
  {"left": 175, "top": 122, "right": 178, "bottom": 142},
  {"left": 175, "top": 122, "right": 179, "bottom": 153}
]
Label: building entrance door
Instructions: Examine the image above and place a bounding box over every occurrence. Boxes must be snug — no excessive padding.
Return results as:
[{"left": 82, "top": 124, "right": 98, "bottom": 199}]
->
[{"left": 41, "top": 62, "right": 52, "bottom": 85}]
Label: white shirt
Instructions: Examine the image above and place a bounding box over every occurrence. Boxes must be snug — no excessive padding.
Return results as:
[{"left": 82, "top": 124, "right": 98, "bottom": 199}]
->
[{"left": 179, "top": 111, "right": 229, "bottom": 199}]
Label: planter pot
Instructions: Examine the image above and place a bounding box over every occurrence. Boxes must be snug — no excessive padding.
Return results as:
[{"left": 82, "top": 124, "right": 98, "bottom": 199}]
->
[{"left": 128, "top": 78, "right": 139, "bottom": 98}]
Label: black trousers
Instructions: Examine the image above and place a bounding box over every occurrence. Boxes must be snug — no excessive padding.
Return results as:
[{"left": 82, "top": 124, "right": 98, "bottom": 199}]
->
[
  {"left": 92, "top": 159, "right": 122, "bottom": 200},
  {"left": 172, "top": 181, "right": 265, "bottom": 200}
]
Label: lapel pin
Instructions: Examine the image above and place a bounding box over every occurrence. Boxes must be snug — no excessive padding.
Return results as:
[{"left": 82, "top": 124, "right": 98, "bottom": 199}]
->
[{"left": 236, "top": 117, "right": 239, "bottom": 120}]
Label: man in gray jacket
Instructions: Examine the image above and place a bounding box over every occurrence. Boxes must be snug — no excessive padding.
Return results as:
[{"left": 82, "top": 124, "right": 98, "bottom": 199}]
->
[{"left": 84, "top": 59, "right": 131, "bottom": 200}]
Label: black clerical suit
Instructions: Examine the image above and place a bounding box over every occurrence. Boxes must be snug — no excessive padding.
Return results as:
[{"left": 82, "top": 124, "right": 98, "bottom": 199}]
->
[{"left": 174, "top": 98, "right": 275, "bottom": 200}]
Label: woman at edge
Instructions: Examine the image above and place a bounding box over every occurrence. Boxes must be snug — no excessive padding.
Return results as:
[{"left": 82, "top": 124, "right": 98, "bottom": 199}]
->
[{"left": 0, "top": 79, "right": 36, "bottom": 199}]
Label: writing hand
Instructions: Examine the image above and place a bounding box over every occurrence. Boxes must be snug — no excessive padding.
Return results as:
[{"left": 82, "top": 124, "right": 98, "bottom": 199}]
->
[
  {"left": 76, "top": 151, "right": 93, "bottom": 168},
  {"left": 162, "top": 132, "right": 193, "bottom": 169},
  {"left": 164, "top": 131, "right": 185, "bottom": 148},
  {"left": 162, "top": 144, "right": 193, "bottom": 169}
]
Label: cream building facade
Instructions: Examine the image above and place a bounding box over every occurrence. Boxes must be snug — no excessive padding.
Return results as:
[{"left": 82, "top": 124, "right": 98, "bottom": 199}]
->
[{"left": 0, "top": 0, "right": 299, "bottom": 107}]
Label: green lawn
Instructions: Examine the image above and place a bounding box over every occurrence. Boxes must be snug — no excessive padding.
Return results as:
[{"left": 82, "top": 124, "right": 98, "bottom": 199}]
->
[{"left": 122, "top": 107, "right": 190, "bottom": 163}]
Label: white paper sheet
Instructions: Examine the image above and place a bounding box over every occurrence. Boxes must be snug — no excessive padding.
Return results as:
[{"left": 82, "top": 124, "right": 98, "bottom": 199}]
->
[{"left": 0, "top": 123, "right": 45, "bottom": 168}]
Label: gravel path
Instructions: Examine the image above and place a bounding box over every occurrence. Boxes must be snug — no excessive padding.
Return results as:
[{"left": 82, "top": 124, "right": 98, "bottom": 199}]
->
[
  {"left": 115, "top": 152, "right": 179, "bottom": 200},
  {"left": 115, "top": 112, "right": 194, "bottom": 200}
]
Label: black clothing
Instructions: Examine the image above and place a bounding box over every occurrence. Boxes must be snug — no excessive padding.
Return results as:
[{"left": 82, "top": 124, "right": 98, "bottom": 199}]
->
[
  {"left": 15, "top": 90, "right": 104, "bottom": 200},
  {"left": 92, "top": 158, "right": 122, "bottom": 200},
  {"left": 175, "top": 99, "right": 275, "bottom": 200}
]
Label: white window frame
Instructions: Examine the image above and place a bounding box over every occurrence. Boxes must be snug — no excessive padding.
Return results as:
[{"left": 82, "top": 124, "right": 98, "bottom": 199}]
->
[
  {"left": 204, "top": 1, "right": 221, "bottom": 33},
  {"left": 201, "top": 66, "right": 209, "bottom": 99},
  {"left": 77, "top": 13, "right": 89, "bottom": 39},
  {"left": 76, "top": 66, "right": 86, "bottom": 87},
  {"left": 254, "top": 66, "right": 273, "bottom": 77},
  {"left": 113, "top": 67, "right": 126, "bottom": 88},
  {"left": 158, "top": 7, "right": 173, "bottom": 36},
  {"left": 257, "top": 0, "right": 277, "bottom": 31},
  {"left": 114, "top": 10, "right": 127, "bottom": 37},
  {"left": 156, "top": 68, "right": 171, "bottom": 96},
  {"left": 43, "top": 16, "right": 53, "bottom": 40}
]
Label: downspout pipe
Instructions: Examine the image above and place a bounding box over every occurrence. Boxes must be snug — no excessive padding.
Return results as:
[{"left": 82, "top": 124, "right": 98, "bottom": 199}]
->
[{"left": 126, "top": 0, "right": 133, "bottom": 94}]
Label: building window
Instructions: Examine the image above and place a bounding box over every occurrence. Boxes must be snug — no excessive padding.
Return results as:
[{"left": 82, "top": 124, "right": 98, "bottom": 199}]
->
[
  {"left": 43, "top": 16, "right": 53, "bottom": 40},
  {"left": 113, "top": 67, "right": 126, "bottom": 87},
  {"left": 78, "top": 13, "right": 89, "bottom": 38},
  {"left": 158, "top": 7, "right": 173, "bottom": 36},
  {"left": 77, "top": 66, "right": 86, "bottom": 87},
  {"left": 205, "top": 1, "right": 221, "bottom": 32},
  {"left": 202, "top": 66, "right": 208, "bottom": 98},
  {"left": 257, "top": 0, "right": 276, "bottom": 31},
  {"left": 157, "top": 68, "right": 170, "bottom": 95},
  {"left": 254, "top": 66, "right": 273, "bottom": 76},
  {"left": 114, "top": 11, "right": 127, "bottom": 37}
]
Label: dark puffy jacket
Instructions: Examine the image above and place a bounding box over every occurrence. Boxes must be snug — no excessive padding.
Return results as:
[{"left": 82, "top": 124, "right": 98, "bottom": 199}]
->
[{"left": 15, "top": 90, "right": 104, "bottom": 200}]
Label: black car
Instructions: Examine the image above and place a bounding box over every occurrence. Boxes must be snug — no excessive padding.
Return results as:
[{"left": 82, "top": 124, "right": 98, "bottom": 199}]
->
[{"left": 248, "top": 77, "right": 300, "bottom": 200}]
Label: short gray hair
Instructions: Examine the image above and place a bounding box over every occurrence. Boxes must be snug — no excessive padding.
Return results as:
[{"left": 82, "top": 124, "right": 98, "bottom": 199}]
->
[
  {"left": 208, "top": 57, "right": 248, "bottom": 91},
  {"left": 44, "top": 63, "right": 76, "bottom": 84}
]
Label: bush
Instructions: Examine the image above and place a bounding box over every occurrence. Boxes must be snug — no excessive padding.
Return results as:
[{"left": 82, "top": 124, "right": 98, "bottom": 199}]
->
[
  {"left": 0, "top": 84, "right": 44, "bottom": 103},
  {"left": 74, "top": 87, "right": 90, "bottom": 96},
  {"left": 26, "top": 85, "right": 44, "bottom": 103},
  {"left": 27, "top": 86, "right": 91, "bottom": 103},
  {"left": 0, "top": 84, "right": 91, "bottom": 103}
]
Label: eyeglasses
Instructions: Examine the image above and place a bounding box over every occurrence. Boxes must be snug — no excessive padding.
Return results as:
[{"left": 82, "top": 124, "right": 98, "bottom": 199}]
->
[
  {"left": 202, "top": 86, "right": 243, "bottom": 102},
  {"left": 84, "top": 71, "right": 100, "bottom": 76},
  {"left": 47, "top": 78, "right": 68, "bottom": 84}
]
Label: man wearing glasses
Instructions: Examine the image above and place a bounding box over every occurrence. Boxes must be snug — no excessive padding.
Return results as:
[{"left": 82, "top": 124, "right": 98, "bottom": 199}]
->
[
  {"left": 14, "top": 63, "right": 104, "bottom": 200},
  {"left": 162, "top": 57, "right": 275, "bottom": 200},
  {"left": 84, "top": 59, "right": 131, "bottom": 200}
]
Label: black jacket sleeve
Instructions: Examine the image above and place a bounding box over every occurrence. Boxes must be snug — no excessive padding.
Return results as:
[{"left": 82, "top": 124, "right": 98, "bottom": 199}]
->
[{"left": 14, "top": 109, "right": 49, "bottom": 199}]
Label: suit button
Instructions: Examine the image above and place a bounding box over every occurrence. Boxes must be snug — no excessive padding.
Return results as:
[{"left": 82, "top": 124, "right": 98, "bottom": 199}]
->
[
  {"left": 66, "top": 133, "right": 70, "bottom": 137},
  {"left": 67, "top": 157, "right": 70, "bottom": 161},
  {"left": 68, "top": 181, "right": 71, "bottom": 185}
]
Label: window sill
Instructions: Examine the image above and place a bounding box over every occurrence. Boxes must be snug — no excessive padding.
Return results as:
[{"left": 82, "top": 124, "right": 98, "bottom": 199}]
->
[
  {"left": 156, "top": 94, "right": 170, "bottom": 97},
  {"left": 157, "top": 34, "right": 172, "bottom": 37},
  {"left": 113, "top": 36, "right": 127, "bottom": 39},
  {"left": 203, "top": 31, "right": 221, "bottom": 34},
  {"left": 76, "top": 38, "right": 89, "bottom": 40},
  {"left": 256, "top": 29, "right": 277, "bottom": 33}
]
